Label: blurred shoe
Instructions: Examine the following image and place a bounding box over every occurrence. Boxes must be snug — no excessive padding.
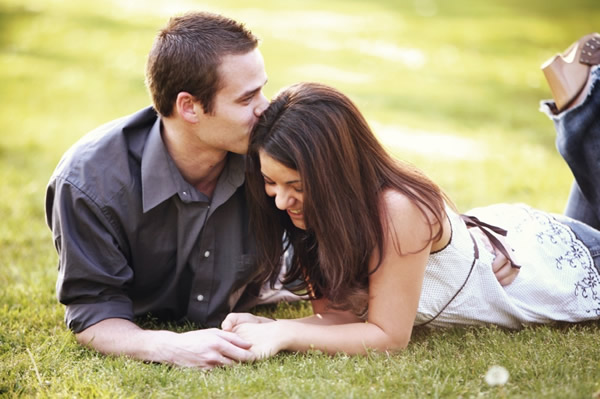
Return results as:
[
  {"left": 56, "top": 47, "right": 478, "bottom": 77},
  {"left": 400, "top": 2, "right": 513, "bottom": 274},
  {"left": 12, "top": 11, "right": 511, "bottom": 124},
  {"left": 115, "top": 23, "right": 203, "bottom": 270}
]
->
[{"left": 541, "top": 33, "right": 600, "bottom": 111}]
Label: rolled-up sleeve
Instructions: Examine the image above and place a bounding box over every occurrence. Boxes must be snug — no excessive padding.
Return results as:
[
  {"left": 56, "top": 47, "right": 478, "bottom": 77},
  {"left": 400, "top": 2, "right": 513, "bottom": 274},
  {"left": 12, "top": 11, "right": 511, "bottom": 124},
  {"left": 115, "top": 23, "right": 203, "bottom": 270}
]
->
[{"left": 46, "top": 177, "right": 134, "bottom": 333}]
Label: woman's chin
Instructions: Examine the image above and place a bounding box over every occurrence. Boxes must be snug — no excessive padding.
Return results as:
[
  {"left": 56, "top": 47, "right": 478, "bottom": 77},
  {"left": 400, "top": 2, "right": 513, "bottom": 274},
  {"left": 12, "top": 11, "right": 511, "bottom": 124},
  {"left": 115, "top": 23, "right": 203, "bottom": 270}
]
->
[{"left": 291, "top": 219, "right": 306, "bottom": 230}]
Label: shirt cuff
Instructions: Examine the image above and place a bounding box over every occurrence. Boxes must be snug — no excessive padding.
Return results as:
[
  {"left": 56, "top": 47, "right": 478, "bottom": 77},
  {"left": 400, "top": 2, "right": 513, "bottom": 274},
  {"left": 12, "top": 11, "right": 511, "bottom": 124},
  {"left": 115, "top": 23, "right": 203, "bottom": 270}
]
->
[{"left": 65, "top": 299, "right": 134, "bottom": 333}]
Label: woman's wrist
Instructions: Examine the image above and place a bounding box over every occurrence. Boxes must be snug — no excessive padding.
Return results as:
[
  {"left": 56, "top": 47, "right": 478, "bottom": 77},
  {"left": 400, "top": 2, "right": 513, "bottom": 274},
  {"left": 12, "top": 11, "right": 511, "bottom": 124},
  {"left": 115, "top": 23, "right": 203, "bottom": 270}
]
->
[{"left": 273, "top": 319, "right": 299, "bottom": 352}]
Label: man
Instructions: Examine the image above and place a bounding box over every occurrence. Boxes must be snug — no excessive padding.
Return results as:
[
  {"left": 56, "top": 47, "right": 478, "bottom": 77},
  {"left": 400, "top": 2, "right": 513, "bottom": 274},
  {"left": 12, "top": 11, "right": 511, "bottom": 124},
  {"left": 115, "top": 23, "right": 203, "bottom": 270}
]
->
[{"left": 45, "top": 11, "right": 270, "bottom": 369}]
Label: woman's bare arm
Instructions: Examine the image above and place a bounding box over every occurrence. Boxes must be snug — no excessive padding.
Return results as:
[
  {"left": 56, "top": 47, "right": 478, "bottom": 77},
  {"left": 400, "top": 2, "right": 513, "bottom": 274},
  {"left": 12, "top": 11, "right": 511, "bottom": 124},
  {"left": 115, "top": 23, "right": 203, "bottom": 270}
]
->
[{"left": 223, "top": 190, "right": 434, "bottom": 358}]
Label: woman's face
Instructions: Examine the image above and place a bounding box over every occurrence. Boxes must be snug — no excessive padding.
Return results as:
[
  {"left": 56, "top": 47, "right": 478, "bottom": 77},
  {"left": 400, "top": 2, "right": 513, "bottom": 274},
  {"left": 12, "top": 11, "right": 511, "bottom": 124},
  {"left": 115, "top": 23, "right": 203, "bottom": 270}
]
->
[{"left": 259, "top": 150, "right": 306, "bottom": 230}]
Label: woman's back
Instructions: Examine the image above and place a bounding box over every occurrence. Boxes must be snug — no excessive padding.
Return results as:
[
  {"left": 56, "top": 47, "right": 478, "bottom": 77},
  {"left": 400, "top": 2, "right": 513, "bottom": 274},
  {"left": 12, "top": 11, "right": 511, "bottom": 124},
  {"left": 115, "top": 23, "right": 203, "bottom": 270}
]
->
[{"left": 416, "top": 204, "right": 600, "bottom": 328}]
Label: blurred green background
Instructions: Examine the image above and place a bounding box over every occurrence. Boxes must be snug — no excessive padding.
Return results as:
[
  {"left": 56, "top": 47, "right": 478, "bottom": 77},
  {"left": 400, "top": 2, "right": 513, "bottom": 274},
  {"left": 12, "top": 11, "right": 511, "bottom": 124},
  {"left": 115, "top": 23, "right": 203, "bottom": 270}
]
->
[
  {"left": 3, "top": 0, "right": 599, "bottom": 219},
  {"left": 1, "top": 0, "right": 599, "bottom": 397}
]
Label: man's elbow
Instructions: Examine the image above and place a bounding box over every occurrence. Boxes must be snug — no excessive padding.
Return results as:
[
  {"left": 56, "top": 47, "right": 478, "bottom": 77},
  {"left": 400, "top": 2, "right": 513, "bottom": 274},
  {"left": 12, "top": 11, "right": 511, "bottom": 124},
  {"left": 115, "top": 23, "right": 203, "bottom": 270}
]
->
[
  {"left": 75, "top": 327, "right": 97, "bottom": 348},
  {"left": 72, "top": 318, "right": 120, "bottom": 351}
]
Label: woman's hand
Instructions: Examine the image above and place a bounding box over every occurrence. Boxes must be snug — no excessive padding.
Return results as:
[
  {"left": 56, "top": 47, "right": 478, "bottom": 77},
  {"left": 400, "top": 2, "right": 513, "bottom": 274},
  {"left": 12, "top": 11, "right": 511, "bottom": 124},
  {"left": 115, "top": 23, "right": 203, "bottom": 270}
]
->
[
  {"left": 469, "top": 227, "right": 520, "bottom": 286},
  {"left": 221, "top": 313, "right": 282, "bottom": 360},
  {"left": 229, "top": 321, "right": 288, "bottom": 360},
  {"left": 221, "top": 312, "right": 275, "bottom": 332}
]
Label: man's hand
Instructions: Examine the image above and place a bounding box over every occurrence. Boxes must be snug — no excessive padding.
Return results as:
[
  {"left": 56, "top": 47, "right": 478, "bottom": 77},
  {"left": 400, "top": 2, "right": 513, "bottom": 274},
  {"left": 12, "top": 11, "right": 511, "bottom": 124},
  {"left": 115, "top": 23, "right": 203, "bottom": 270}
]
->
[
  {"left": 149, "top": 328, "right": 255, "bottom": 368},
  {"left": 468, "top": 227, "right": 520, "bottom": 286},
  {"left": 76, "top": 318, "right": 254, "bottom": 370}
]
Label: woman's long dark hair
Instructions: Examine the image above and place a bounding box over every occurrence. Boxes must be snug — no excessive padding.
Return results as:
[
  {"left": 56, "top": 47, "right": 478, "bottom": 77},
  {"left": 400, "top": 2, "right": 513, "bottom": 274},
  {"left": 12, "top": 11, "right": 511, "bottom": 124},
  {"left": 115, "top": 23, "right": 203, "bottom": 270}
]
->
[{"left": 246, "top": 82, "right": 447, "bottom": 317}]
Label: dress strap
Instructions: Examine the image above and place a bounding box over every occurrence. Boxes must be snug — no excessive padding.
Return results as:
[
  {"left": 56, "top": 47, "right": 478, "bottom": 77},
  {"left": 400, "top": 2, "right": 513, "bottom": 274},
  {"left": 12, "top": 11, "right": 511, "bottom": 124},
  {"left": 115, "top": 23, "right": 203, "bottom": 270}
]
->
[
  {"left": 415, "top": 232, "right": 479, "bottom": 327},
  {"left": 415, "top": 213, "right": 521, "bottom": 327},
  {"left": 460, "top": 214, "right": 522, "bottom": 269}
]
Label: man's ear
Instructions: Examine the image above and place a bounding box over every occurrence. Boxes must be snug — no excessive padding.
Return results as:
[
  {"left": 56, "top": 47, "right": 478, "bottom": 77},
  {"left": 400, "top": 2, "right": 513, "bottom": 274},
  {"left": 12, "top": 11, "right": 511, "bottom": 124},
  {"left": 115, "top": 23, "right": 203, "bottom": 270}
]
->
[{"left": 175, "top": 92, "right": 202, "bottom": 123}]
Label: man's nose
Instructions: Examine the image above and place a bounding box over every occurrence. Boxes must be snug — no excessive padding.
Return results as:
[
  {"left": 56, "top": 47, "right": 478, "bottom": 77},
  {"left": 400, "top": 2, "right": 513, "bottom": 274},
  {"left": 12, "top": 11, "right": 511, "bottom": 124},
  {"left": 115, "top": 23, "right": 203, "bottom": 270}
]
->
[{"left": 254, "top": 93, "right": 269, "bottom": 117}]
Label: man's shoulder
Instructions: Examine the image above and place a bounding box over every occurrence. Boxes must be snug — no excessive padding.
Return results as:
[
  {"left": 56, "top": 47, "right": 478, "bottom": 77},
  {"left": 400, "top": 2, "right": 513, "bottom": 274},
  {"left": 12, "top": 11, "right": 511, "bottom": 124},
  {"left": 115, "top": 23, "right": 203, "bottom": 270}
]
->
[
  {"left": 71, "top": 106, "right": 158, "bottom": 154},
  {"left": 50, "top": 106, "right": 159, "bottom": 200}
]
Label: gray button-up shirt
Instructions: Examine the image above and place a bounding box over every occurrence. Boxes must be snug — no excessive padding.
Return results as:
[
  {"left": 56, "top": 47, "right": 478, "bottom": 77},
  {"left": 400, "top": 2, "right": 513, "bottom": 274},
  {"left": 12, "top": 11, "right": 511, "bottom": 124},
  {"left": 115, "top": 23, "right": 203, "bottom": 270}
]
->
[{"left": 45, "top": 107, "right": 257, "bottom": 333}]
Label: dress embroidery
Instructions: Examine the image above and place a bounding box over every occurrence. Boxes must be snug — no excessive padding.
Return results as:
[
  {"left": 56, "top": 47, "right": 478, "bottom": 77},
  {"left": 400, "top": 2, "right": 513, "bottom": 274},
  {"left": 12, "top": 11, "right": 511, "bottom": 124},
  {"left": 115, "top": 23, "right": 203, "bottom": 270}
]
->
[
  {"left": 416, "top": 204, "right": 600, "bottom": 328},
  {"left": 519, "top": 208, "right": 600, "bottom": 315}
]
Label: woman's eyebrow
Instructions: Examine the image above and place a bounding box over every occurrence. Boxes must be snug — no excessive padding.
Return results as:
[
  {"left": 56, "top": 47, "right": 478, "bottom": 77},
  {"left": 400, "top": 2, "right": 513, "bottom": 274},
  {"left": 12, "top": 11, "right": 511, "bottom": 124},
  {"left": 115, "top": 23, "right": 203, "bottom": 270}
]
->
[{"left": 261, "top": 173, "right": 301, "bottom": 185}]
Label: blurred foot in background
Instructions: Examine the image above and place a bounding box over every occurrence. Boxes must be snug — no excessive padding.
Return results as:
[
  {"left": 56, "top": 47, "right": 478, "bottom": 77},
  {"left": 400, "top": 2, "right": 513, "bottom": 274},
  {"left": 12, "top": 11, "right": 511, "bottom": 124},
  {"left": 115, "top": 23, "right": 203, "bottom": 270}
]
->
[{"left": 541, "top": 33, "right": 600, "bottom": 112}]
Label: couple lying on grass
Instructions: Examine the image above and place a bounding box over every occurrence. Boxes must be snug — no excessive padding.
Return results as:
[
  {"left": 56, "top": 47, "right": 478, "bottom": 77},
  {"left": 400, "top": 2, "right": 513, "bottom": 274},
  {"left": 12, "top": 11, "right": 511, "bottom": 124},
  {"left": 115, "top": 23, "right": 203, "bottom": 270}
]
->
[
  {"left": 223, "top": 60, "right": 600, "bottom": 361},
  {"left": 48, "top": 15, "right": 600, "bottom": 367}
]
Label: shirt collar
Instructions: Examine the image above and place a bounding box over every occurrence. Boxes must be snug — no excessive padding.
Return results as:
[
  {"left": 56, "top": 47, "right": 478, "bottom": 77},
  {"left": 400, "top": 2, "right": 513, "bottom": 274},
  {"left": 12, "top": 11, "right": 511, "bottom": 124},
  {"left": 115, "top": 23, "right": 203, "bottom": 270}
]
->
[
  {"left": 141, "top": 119, "right": 247, "bottom": 213},
  {"left": 210, "top": 153, "right": 246, "bottom": 211},
  {"left": 141, "top": 118, "right": 180, "bottom": 212}
]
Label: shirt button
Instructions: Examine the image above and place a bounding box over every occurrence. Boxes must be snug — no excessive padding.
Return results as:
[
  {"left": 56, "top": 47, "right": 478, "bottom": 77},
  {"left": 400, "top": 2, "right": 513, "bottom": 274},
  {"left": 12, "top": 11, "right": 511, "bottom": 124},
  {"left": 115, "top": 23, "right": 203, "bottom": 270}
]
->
[
  {"left": 204, "top": 250, "right": 210, "bottom": 258},
  {"left": 182, "top": 191, "right": 187, "bottom": 196},
  {"left": 196, "top": 294, "right": 204, "bottom": 302}
]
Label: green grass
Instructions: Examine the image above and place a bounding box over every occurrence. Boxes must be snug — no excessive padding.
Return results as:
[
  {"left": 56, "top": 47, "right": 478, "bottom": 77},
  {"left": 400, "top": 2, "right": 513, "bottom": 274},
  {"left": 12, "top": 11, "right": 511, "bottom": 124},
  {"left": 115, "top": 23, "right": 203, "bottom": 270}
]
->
[{"left": 1, "top": 0, "right": 600, "bottom": 397}]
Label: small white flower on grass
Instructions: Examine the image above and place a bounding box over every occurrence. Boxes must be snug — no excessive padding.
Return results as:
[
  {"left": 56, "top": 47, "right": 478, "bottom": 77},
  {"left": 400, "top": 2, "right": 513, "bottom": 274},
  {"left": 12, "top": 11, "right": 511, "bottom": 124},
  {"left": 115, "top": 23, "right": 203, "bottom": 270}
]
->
[{"left": 484, "top": 365, "right": 509, "bottom": 386}]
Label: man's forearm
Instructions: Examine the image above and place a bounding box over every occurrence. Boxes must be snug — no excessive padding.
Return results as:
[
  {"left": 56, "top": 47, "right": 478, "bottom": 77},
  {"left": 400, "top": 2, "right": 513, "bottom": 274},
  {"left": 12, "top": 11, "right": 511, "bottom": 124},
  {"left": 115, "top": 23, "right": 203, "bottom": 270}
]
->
[
  {"left": 75, "top": 318, "right": 172, "bottom": 364},
  {"left": 75, "top": 317, "right": 255, "bottom": 369}
]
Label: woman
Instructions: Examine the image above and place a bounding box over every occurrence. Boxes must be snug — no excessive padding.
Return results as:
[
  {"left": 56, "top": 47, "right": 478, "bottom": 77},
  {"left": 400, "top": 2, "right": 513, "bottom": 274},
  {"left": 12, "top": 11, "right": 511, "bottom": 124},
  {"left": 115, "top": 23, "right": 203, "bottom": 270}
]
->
[{"left": 223, "top": 37, "right": 600, "bottom": 359}]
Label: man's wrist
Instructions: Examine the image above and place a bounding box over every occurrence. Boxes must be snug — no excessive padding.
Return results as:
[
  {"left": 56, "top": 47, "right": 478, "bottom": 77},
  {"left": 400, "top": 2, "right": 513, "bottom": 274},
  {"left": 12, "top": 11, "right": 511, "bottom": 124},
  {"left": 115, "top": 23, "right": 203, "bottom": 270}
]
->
[{"left": 136, "top": 329, "right": 178, "bottom": 364}]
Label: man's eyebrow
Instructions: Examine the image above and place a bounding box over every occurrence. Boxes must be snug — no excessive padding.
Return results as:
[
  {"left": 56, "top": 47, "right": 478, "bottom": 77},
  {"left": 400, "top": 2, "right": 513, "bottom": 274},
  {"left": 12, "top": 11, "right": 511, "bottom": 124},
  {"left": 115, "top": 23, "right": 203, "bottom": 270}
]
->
[{"left": 236, "top": 79, "right": 268, "bottom": 102}]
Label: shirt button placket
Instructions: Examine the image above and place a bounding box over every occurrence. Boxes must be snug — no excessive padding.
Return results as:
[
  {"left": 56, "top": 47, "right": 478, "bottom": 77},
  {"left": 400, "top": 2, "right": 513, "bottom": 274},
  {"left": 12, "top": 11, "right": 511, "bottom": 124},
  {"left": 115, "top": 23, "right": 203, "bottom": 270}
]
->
[
  {"left": 195, "top": 251, "right": 210, "bottom": 302},
  {"left": 187, "top": 206, "right": 214, "bottom": 324}
]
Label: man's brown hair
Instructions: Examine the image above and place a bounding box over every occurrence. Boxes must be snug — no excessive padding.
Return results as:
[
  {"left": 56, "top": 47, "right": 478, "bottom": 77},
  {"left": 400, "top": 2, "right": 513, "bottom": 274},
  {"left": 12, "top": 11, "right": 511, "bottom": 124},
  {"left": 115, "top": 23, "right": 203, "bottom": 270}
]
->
[{"left": 145, "top": 12, "right": 258, "bottom": 117}]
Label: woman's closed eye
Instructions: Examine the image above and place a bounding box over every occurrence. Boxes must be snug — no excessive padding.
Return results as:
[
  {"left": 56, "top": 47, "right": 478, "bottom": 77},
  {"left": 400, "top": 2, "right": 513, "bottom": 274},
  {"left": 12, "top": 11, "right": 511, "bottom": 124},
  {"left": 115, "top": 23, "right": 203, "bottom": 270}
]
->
[{"left": 263, "top": 177, "right": 303, "bottom": 193}]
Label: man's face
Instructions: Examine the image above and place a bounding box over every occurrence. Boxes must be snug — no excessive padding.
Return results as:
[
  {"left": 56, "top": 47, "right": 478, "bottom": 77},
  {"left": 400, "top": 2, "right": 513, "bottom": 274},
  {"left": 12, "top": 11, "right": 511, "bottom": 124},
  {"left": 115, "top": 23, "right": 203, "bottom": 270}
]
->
[{"left": 197, "top": 48, "right": 269, "bottom": 154}]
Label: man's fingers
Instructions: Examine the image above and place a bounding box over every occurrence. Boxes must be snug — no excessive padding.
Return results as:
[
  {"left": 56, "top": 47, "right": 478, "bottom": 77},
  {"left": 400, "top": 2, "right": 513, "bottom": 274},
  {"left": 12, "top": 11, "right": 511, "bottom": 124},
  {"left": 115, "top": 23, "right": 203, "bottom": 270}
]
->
[
  {"left": 218, "top": 340, "right": 256, "bottom": 363},
  {"left": 214, "top": 354, "right": 237, "bottom": 368},
  {"left": 215, "top": 329, "right": 251, "bottom": 346},
  {"left": 199, "top": 330, "right": 254, "bottom": 365}
]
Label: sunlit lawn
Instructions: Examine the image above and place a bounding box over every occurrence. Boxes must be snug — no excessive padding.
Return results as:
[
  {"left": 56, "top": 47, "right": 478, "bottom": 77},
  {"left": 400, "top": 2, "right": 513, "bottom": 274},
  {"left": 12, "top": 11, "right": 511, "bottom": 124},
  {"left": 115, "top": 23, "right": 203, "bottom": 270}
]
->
[{"left": 1, "top": 0, "right": 599, "bottom": 397}]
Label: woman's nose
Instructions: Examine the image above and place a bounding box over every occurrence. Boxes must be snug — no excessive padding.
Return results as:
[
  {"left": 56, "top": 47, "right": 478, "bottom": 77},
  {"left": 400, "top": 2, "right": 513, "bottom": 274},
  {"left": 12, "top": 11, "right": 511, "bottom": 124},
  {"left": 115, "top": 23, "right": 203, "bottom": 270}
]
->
[{"left": 274, "top": 190, "right": 293, "bottom": 210}]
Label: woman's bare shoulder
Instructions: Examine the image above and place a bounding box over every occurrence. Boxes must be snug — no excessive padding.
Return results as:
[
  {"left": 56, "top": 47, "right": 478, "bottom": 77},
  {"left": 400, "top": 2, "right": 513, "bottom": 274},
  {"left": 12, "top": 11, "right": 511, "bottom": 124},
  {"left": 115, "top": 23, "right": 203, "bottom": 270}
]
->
[
  {"left": 379, "top": 188, "right": 447, "bottom": 252},
  {"left": 380, "top": 189, "right": 431, "bottom": 222}
]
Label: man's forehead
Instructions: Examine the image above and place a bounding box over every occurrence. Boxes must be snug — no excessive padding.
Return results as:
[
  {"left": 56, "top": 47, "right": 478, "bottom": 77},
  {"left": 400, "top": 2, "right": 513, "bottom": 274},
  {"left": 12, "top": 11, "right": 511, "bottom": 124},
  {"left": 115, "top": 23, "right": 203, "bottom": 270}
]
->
[{"left": 217, "top": 49, "right": 267, "bottom": 96}]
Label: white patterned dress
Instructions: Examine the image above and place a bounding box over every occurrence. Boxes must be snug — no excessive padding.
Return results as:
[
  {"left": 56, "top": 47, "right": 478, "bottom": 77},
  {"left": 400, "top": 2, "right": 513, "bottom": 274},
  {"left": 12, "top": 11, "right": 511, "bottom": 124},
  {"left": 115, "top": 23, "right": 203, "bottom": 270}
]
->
[{"left": 414, "top": 204, "right": 600, "bottom": 329}]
